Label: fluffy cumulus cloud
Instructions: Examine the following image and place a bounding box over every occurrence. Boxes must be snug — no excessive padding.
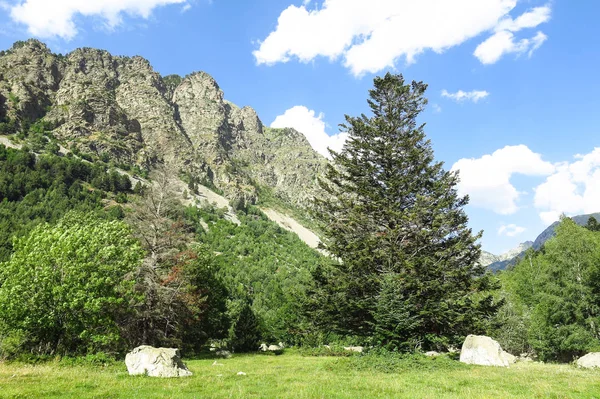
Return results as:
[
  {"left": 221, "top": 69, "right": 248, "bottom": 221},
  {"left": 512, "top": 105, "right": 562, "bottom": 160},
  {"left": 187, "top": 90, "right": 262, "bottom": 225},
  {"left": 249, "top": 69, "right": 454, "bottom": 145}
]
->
[
  {"left": 270, "top": 106, "right": 347, "bottom": 158},
  {"left": 451, "top": 145, "right": 554, "bottom": 215},
  {"left": 8, "top": 0, "right": 187, "bottom": 39},
  {"left": 441, "top": 90, "right": 489, "bottom": 103},
  {"left": 474, "top": 30, "right": 547, "bottom": 65},
  {"left": 534, "top": 148, "right": 600, "bottom": 225},
  {"left": 474, "top": 5, "right": 550, "bottom": 64},
  {"left": 498, "top": 223, "right": 526, "bottom": 237},
  {"left": 254, "top": 0, "right": 551, "bottom": 75}
]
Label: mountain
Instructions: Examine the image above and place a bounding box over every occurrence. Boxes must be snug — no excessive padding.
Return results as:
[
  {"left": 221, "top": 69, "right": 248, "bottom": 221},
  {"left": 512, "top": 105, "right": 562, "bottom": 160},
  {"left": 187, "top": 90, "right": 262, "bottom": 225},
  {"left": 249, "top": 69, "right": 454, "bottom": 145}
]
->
[
  {"left": 482, "top": 213, "right": 600, "bottom": 271},
  {"left": 0, "top": 39, "right": 327, "bottom": 211},
  {"left": 480, "top": 241, "right": 533, "bottom": 271},
  {"left": 532, "top": 213, "right": 600, "bottom": 250}
]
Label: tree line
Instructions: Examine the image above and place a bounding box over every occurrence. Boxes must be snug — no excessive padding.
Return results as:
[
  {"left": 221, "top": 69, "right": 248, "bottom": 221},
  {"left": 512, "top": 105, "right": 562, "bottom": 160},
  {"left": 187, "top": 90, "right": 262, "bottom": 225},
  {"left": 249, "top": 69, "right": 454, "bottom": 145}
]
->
[{"left": 0, "top": 74, "right": 598, "bottom": 361}]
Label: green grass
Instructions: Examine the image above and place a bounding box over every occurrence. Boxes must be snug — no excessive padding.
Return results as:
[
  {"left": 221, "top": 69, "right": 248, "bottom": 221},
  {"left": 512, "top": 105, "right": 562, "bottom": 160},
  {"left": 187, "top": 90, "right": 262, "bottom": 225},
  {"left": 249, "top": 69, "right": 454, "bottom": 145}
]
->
[{"left": 1, "top": 352, "right": 599, "bottom": 398}]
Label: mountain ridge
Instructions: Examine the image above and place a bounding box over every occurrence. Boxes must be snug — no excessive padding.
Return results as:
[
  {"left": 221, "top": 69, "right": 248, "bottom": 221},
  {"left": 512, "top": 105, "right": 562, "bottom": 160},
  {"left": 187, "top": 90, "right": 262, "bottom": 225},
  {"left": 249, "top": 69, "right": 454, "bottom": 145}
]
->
[
  {"left": 0, "top": 39, "right": 327, "bottom": 212},
  {"left": 482, "top": 213, "right": 600, "bottom": 271}
]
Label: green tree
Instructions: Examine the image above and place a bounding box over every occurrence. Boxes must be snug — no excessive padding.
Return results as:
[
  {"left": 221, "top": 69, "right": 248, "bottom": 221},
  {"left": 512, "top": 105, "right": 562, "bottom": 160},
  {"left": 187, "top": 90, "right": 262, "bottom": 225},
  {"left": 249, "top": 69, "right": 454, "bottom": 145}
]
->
[
  {"left": 0, "top": 212, "right": 143, "bottom": 356},
  {"left": 309, "top": 73, "right": 500, "bottom": 351},
  {"left": 504, "top": 218, "right": 600, "bottom": 361},
  {"left": 586, "top": 216, "right": 600, "bottom": 232}
]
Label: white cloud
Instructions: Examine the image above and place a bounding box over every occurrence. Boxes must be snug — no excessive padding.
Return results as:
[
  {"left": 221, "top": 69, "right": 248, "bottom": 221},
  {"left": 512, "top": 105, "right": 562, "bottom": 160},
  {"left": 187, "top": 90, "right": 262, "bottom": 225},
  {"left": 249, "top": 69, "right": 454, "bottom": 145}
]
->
[
  {"left": 534, "top": 148, "right": 600, "bottom": 225},
  {"left": 270, "top": 106, "right": 347, "bottom": 158},
  {"left": 181, "top": 3, "right": 191, "bottom": 12},
  {"left": 452, "top": 145, "right": 555, "bottom": 215},
  {"left": 495, "top": 5, "right": 551, "bottom": 32},
  {"left": 498, "top": 223, "right": 526, "bottom": 237},
  {"left": 432, "top": 103, "right": 442, "bottom": 113},
  {"left": 474, "top": 4, "right": 550, "bottom": 64},
  {"left": 474, "top": 30, "right": 547, "bottom": 64},
  {"left": 254, "top": 0, "right": 551, "bottom": 75},
  {"left": 441, "top": 89, "right": 489, "bottom": 103},
  {"left": 8, "top": 0, "right": 186, "bottom": 39}
]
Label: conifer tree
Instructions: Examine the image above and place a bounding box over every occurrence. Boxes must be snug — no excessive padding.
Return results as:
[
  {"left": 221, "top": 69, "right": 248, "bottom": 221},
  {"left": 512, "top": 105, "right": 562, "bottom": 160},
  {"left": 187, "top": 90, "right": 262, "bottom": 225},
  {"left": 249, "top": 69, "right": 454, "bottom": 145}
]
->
[
  {"left": 586, "top": 216, "right": 600, "bottom": 232},
  {"left": 309, "top": 73, "right": 501, "bottom": 350}
]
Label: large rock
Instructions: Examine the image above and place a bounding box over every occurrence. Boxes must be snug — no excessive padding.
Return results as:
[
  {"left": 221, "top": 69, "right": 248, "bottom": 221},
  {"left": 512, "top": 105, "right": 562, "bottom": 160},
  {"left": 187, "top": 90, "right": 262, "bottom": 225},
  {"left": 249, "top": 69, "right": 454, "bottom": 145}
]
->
[
  {"left": 125, "top": 345, "right": 192, "bottom": 377},
  {"left": 459, "top": 335, "right": 515, "bottom": 367},
  {"left": 576, "top": 352, "right": 600, "bottom": 368}
]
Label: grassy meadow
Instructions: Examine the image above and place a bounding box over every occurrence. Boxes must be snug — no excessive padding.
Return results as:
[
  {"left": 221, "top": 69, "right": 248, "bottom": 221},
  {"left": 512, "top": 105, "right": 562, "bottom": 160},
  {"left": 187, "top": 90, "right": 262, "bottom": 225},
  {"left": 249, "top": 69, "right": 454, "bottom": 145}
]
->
[{"left": 0, "top": 351, "right": 599, "bottom": 399}]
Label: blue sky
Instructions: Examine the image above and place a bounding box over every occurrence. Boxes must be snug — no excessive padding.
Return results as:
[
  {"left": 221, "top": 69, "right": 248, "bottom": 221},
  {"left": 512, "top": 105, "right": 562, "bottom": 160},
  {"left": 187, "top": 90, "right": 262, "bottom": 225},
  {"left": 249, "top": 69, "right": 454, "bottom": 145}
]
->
[{"left": 0, "top": 0, "right": 599, "bottom": 254}]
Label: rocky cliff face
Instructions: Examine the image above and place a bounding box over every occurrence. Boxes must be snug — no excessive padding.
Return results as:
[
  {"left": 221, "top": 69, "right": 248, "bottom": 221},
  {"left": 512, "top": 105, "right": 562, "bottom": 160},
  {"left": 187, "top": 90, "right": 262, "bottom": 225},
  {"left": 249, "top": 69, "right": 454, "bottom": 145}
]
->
[{"left": 0, "top": 39, "right": 327, "bottom": 209}]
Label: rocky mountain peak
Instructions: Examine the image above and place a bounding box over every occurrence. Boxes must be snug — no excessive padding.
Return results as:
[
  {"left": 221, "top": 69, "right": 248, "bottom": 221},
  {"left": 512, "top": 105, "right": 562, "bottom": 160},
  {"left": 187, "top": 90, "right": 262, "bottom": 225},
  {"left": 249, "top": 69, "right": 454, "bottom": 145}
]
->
[
  {"left": 176, "top": 71, "right": 224, "bottom": 103},
  {"left": 0, "top": 41, "right": 327, "bottom": 211}
]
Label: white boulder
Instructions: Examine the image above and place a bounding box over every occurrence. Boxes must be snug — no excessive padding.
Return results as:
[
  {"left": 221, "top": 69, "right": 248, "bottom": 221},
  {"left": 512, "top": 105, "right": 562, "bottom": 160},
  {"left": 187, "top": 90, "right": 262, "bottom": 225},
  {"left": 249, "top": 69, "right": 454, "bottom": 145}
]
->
[
  {"left": 459, "top": 335, "right": 515, "bottom": 367},
  {"left": 344, "top": 346, "right": 364, "bottom": 353},
  {"left": 576, "top": 353, "right": 600, "bottom": 368},
  {"left": 259, "top": 343, "right": 283, "bottom": 354},
  {"left": 125, "top": 345, "right": 192, "bottom": 377}
]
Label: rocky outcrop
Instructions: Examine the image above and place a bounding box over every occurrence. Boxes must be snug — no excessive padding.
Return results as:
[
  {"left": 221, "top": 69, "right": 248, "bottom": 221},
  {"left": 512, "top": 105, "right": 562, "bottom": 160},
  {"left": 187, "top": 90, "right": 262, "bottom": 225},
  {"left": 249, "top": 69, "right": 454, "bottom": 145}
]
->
[
  {"left": 0, "top": 40, "right": 61, "bottom": 123},
  {"left": 173, "top": 72, "right": 327, "bottom": 206},
  {"left": 459, "top": 335, "right": 516, "bottom": 367},
  {"left": 0, "top": 40, "right": 327, "bottom": 211},
  {"left": 125, "top": 345, "right": 192, "bottom": 377},
  {"left": 115, "top": 56, "right": 193, "bottom": 165},
  {"left": 576, "top": 352, "right": 600, "bottom": 368},
  {"left": 46, "top": 47, "right": 145, "bottom": 165}
]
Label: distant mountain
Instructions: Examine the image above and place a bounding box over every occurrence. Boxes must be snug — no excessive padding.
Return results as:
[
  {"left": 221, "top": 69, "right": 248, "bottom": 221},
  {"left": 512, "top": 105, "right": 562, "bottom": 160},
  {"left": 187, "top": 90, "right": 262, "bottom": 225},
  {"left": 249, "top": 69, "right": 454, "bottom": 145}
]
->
[
  {"left": 532, "top": 213, "right": 600, "bottom": 250},
  {"left": 482, "top": 212, "right": 600, "bottom": 271},
  {"left": 480, "top": 241, "right": 533, "bottom": 272}
]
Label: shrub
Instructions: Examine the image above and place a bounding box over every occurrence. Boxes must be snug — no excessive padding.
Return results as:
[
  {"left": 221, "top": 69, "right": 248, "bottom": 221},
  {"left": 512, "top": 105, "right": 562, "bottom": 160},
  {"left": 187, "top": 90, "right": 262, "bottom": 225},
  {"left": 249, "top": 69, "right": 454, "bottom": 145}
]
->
[{"left": 0, "top": 212, "right": 144, "bottom": 356}]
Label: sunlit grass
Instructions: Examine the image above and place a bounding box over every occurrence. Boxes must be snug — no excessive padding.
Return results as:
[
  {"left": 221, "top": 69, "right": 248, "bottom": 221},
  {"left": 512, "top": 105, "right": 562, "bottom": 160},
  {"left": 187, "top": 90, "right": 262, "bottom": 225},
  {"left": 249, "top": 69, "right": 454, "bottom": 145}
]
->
[{"left": 0, "top": 351, "right": 599, "bottom": 398}]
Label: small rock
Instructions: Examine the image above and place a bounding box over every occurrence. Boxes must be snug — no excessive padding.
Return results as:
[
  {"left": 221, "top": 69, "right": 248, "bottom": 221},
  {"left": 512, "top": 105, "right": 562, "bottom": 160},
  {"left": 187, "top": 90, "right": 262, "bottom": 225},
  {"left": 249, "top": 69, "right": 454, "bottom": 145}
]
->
[
  {"left": 343, "top": 346, "right": 364, "bottom": 353},
  {"left": 259, "top": 343, "right": 269, "bottom": 352},
  {"left": 212, "top": 361, "right": 223, "bottom": 366},
  {"left": 425, "top": 351, "right": 440, "bottom": 357},
  {"left": 237, "top": 371, "right": 247, "bottom": 376}
]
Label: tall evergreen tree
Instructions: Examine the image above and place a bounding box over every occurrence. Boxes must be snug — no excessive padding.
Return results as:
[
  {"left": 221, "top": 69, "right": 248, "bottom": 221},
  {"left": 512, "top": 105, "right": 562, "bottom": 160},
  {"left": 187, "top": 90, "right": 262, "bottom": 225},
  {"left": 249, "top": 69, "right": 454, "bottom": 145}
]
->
[
  {"left": 309, "top": 73, "right": 501, "bottom": 351},
  {"left": 586, "top": 216, "right": 600, "bottom": 232}
]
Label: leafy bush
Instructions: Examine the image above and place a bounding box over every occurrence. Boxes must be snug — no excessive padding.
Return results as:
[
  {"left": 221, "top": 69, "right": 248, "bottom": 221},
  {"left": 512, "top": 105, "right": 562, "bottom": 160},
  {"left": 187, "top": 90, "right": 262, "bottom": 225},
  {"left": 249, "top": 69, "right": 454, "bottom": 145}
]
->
[{"left": 0, "top": 212, "right": 144, "bottom": 356}]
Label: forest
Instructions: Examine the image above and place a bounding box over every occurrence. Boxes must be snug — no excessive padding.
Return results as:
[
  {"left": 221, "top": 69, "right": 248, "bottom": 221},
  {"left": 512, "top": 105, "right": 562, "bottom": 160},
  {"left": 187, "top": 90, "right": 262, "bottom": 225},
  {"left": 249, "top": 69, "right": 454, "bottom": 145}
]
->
[{"left": 0, "top": 73, "right": 599, "bottom": 367}]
